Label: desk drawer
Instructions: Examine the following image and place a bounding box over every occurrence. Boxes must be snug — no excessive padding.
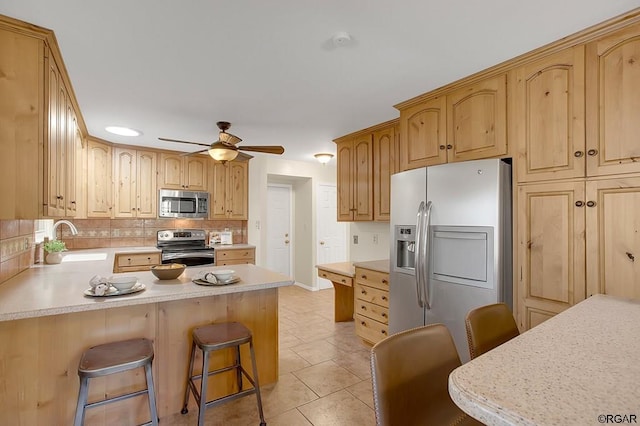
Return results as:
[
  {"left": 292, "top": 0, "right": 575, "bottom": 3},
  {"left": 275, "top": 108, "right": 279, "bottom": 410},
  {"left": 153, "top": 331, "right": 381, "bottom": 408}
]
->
[
  {"left": 355, "top": 313, "right": 388, "bottom": 344},
  {"left": 317, "top": 269, "right": 353, "bottom": 287},
  {"left": 114, "top": 252, "right": 161, "bottom": 272},
  {"left": 355, "top": 268, "right": 389, "bottom": 291},
  {"left": 216, "top": 248, "right": 255, "bottom": 261},
  {"left": 355, "top": 283, "right": 389, "bottom": 307},
  {"left": 355, "top": 300, "right": 389, "bottom": 324}
]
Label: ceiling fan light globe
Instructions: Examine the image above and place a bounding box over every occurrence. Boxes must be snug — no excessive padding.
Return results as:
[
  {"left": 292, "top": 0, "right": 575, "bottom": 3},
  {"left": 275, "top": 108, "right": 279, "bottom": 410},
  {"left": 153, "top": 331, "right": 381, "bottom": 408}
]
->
[{"left": 208, "top": 144, "right": 238, "bottom": 162}]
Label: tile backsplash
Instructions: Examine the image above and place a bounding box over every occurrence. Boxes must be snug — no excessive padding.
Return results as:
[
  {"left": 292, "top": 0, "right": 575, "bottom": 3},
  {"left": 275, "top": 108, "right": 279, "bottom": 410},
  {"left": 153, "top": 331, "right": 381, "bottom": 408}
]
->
[{"left": 0, "top": 220, "right": 35, "bottom": 284}]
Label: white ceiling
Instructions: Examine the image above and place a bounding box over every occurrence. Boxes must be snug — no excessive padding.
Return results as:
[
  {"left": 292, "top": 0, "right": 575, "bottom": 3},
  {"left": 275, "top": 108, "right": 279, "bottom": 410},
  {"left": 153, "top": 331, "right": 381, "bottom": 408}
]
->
[{"left": 2, "top": 1, "right": 640, "bottom": 163}]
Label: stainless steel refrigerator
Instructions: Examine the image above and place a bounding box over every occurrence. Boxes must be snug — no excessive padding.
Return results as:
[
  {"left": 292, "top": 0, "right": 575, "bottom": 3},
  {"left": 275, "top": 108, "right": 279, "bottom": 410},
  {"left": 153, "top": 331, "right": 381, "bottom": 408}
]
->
[{"left": 389, "top": 158, "right": 512, "bottom": 362}]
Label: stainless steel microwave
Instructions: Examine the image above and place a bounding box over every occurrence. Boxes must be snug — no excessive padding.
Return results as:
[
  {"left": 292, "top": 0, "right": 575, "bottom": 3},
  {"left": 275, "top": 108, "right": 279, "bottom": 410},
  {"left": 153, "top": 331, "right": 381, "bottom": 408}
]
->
[{"left": 158, "top": 189, "right": 209, "bottom": 218}]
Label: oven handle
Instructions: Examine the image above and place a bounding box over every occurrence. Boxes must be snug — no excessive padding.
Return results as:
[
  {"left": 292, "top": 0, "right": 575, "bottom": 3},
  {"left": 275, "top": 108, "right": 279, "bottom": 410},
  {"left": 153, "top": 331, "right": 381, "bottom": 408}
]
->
[{"left": 162, "top": 251, "right": 215, "bottom": 261}]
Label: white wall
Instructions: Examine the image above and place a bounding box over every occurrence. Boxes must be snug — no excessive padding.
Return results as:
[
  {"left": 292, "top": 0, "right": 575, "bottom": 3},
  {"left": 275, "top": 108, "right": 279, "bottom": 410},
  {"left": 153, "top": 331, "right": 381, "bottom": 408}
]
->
[
  {"left": 248, "top": 156, "right": 337, "bottom": 287},
  {"left": 348, "top": 221, "right": 391, "bottom": 262}
]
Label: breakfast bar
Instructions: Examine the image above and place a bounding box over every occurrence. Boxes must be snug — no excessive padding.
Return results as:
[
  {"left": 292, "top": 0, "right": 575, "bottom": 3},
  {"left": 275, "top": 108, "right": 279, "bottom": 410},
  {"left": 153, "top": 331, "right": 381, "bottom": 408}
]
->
[
  {"left": 0, "top": 248, "right": 293, "bottom": 425},
  {"left": 448, "top": 294, "right": 640, "bottom": 426}
]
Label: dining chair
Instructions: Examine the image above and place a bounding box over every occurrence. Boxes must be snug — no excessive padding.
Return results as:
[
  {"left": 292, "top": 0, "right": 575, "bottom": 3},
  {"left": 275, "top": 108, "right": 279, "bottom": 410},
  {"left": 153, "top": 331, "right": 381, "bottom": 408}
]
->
[
  {"left": 465, "top": 302, "right": 520, "bottom": 360},
  {"left": 370, "top": 323, "right": 482, "bottom": 426}
]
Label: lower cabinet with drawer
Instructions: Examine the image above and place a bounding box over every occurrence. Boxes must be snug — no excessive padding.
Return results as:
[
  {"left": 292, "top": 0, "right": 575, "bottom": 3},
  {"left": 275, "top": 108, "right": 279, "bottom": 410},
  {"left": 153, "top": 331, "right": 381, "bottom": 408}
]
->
[
  {"left": 354, "top": 267, "right": 389, "bottom": 344},
  {"left": 215, "top": 247, "right": 255, "bottom": 266},
  {"left": 113, "top": 251, "right": 161, "bottom": 273}
]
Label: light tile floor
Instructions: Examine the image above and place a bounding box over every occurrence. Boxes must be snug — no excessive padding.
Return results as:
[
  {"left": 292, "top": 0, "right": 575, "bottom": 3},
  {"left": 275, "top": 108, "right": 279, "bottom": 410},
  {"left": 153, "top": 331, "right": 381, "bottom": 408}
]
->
[{"left": 164, "top": 285, "right": 376, "bottom": 425}]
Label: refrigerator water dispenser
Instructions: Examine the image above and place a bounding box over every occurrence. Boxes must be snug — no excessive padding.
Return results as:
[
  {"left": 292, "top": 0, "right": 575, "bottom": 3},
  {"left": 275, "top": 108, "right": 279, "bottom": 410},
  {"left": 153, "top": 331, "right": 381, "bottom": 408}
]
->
[{"left": 394, "top": 225, "right": 416, "bottom": 273}]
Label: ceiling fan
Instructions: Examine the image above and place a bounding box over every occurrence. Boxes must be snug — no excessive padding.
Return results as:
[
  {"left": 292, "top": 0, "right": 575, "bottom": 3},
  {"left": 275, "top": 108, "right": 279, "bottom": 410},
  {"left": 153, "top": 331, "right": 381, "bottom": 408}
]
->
[{"left": 159, "top": 121, "right": 285, "bottom": 162}]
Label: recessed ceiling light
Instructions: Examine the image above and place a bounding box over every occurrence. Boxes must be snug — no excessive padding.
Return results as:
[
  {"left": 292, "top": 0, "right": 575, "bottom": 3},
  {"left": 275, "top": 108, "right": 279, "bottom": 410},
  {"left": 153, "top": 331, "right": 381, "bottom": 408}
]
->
[{"left": 105, "top": 126, "right": 142, "bottom": 137}]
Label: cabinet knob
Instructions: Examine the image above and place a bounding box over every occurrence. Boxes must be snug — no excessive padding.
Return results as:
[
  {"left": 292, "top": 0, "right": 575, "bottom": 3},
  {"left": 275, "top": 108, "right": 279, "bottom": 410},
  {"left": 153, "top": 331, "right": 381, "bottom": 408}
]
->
[
  {"left": 574, "top": 151, "right": 584, "bottom": 158},
  {"left": 361, "top": 321, "right": 366, "bottom": 326},
  {"left": 439, "top": 145, "right": 446, "bottom": 150},
  {"left": 382, "top": 296, "right": 388, "bottom": 301},
  {"left": 382, "top": 313, "right": 388, "bottom": 318},
  {"left": 71, "top": 201, "right": 76, "bottom": 204},
  {"left": 446, "top": 144, "right": 453, "bottom": 149},
  {"left": 361, "top": 289, "right": 367, "bottom": 295},
  {"left": 575, "top": 201, "right": 584, "bottom": 207},
  {"left": 586, "top": 200, "right": 597, "bottom": 207},
  {"left": 361, "top": 275, "right": 367, "bottom": 279},
  {"left": 381, "top": 330, "right": 387, "bottom": 335},
  {"left": 587, "top": 149, "right": 598, "bottom": 156},
  {"left": 382, "top": 279, "right": 388, "bottom": 284},
  {"left": 360, "top": 305, "right": 366, "bottom": 310},
  {"left": 341, "top": 279, "right": 346, "bottom": 283}
]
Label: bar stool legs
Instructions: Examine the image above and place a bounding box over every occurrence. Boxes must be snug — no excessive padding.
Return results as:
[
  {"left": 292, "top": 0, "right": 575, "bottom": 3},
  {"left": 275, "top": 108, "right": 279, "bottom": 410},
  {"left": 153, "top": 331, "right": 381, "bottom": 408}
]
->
[
  {"left": 181, "top": 322, "right": 266, "bottom": 426},
  {"left": 74, "top": 338, "right": 158, "bottom": 426}
]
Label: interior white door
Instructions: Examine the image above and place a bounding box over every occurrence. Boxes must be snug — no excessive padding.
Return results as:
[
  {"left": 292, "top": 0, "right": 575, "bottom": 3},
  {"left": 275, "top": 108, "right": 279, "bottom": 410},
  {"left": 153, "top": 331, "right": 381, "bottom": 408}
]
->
[
  {"left": 266, "top": 185, "right": 292, "bottom": 276},
  {"left": 316, "top": 183, "right": 348, "bottom": 289}
]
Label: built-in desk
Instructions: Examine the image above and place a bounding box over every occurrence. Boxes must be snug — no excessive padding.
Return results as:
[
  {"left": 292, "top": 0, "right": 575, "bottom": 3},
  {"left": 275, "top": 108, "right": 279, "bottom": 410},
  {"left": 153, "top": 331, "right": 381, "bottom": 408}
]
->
[
  {"left": 316, "top": 262, "right": 355, "bottom": 322},
  {"left": 448, "top": 294, "right": 640, "bottom": 425}
]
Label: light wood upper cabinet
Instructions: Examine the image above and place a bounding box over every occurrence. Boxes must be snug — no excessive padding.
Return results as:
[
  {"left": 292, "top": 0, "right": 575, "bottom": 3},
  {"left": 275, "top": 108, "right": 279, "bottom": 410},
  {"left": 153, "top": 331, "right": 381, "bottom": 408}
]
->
[
  {"left": 586, "top": 22, "right": 640, "bottom": 177},
  {"left": 113, "top": 148, "right": 157, "bottom": 218},
  {"left": 158, "top": 153, "right": 208, "bottom": 191},
  {"left": 0, "top": 26, "right": 43, "bottom": 219},
  {"left": 447, "top": 74, "right": 507, "bottom": 163},
  {"left": 86, "top": 139, "right": 112, "bottom": 217},
  {"left": 399, "top": 97, "right": 447, "bottom": 170},
  {"left": 510, "top": 47, "right": 586, "bottom": 182},
  {"left": 210, "top": 160, "right": 248, "bottom": 220},
  {"left": 336, "top": 135, "right": 374, "bottom": 221},
  {"left": 517, "top": 181, "right": 586, "bottom": 330},
  {"left": 585, "top": 177, "right": 640, "bottom": 300},
  {"left": 372, "top": 124, "right": 398, "bottom": 221}
]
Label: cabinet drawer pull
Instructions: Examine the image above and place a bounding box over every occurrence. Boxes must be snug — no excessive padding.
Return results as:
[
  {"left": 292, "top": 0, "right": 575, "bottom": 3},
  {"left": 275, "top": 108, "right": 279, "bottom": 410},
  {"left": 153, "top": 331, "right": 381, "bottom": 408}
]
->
[
  {"left": 360, "top": 305, "right": 366, "bottom": 310},
  {"left": 361, "top": 321, "right": 366, "bottom": 326},
  {"left": 586, "top": 201, "right": 597, "bottom": 207},
  {"left": 439, "top": 145, "right": 446, "bottom": 150},
  {"left": 574, "top": 151, "right": 584, "bottom": 158},
  {"left": 361, "top": 274, "right": 367, "bottom": 279},
  {"left": 382, "top": 279, "right": 388, "bottom": 284},
  {"left": 575, "top": 201, "right": 584, "bottom": 207},
  {"left": 381, "top": 330, "right": 387, "bottom": 335},
  {"left": 626, "top": 252, "right": 635, "bottom": 262},
  {"left": 341, "top": 279, "right": 346, "bottom": 283},
  {"left": 361, "top": 290, "right": 367, "bottom": 295},
  {"left": 381, "top": 296, "right": 388, "bottom": 301},
  {"left": 446, "top": 144, "right": 453, "bottom": 149},
  {"left": 321, "top": 273, "right": 327, "bottom": 278},
  {"left": 587, "top": 149, "right": 598, "bottom": 156},
  {"left": 382, "top": 313, "right": 387, "bottom": 318}
]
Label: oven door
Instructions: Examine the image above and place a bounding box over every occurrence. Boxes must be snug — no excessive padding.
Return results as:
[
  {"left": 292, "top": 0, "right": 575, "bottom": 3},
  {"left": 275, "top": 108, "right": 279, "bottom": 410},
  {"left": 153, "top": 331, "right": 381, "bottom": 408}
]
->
[{"left": 161, "top": 250, "right": 215, "bottom": 266}]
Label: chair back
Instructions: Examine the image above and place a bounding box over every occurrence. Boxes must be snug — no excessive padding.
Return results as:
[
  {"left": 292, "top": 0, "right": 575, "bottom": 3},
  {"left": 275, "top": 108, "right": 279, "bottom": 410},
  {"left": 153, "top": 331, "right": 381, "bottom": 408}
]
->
[
  {"left": 370, "top": 324, "right": 477, "bottom": 426},
  {"left": 465, "top": 302, "right": 519, "bottom": 360}
]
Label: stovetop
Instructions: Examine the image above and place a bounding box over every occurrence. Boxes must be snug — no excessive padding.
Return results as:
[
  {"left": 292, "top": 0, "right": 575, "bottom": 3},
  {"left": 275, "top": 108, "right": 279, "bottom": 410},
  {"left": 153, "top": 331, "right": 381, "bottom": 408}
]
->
[{"left": 157, "top": 229, "right": 209, "bottom": 250}]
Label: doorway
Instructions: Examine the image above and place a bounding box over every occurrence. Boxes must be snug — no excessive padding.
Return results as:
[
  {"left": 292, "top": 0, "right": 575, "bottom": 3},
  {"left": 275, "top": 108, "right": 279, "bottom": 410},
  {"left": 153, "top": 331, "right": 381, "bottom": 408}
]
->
[{"left": 266, "top": 184, "right": 292, "bottom": 276}]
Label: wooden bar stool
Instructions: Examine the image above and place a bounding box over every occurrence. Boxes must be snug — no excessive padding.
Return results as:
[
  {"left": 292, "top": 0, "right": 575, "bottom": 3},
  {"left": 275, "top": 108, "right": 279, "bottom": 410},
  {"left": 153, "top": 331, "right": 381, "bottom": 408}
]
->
[
  {"left": 182, "top": 321, "right": 266, "bottom": 426},
  {"left": 73, "top": 338, "right": 158, "bottom": 426}
]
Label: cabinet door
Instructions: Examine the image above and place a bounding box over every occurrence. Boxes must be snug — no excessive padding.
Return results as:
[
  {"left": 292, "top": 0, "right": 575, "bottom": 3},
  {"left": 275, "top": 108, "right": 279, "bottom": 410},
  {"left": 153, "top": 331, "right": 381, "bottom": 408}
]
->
[
  {"left": 184, "top": 156, "right": 208, "bottom": 191},
  {"left": 399, "top": 96, "right": 447, "bottom": 170},
  {"left": 210, "top": 162, "right": 228, "bottom": 219},
  {"left": 87, "top": 140, "right": 112, "bottom": 217},
  {"left": 45, "top": 56, "right": 62, "bottom": 216},
  {"left": 65, "top": 109, "right": 79, "bottom": 216},
  {"left": 227, "top": 161, "right": 248, "bottom": 220},
  {"left": 586, "top": 177, "right": 640, "bottom": 300},
  {"left": 336, "top": 140, "right": 353, "bottom": 221},
  {"left": 353, "top": 134, "right": 374, "bottom": 221},
  {"left": 113, "top": 148, "right": 136, "bottom": 217},
  {"left": 158, "top": 153, "right": 183, "bottom": 189},
  {"left": 511, "top": 47, "right": 586, "bottom": 182},
  {"left": 586, "top": 23, "right": 640, "bottom": 176},
  {"left": 447, "top": 74, "right": 507, "bottom": 162},
  {"left": 373, "top": 125, "right": 396, "bottom": 221},
  {"left": 137, "top": 150, "right": 157, "bottom": 218},
  {"left": 517, "top": 181, "right": 586, "bottom": 330}
]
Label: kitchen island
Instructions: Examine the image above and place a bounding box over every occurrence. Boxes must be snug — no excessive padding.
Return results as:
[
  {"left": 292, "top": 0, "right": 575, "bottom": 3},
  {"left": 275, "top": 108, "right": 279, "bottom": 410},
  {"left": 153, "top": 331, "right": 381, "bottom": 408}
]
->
[
  {"left": 0, "top": 248, "right": 293, "bottom": 425},
  {"left": 448, "top": 294, "right": 640, "bottom": 425}
]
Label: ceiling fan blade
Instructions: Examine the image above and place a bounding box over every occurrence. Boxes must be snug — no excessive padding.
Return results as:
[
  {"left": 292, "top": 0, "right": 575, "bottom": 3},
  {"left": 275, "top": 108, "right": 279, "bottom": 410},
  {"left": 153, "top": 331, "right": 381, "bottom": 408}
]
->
[
  {"left": 218, "top": 132, "right": 242, "bottom": 145},
  {"left": 159, "top": 137, "right": 210, "bottom": 147},
  {"left": 238, "top": 145, "right": 285, "bottom": 155},
  {"left": 180, "top": 148, "right": 209, "bottom": 156}
]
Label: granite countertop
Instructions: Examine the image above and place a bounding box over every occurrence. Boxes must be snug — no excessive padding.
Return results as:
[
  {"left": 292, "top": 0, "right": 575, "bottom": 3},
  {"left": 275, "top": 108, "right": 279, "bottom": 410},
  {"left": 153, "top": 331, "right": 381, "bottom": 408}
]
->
[
  {"left": 448, "top": 294, "right": 640, "bottom": 425},
  {"left": 0, "top": 247, "right": 293, "bottom": 322}
]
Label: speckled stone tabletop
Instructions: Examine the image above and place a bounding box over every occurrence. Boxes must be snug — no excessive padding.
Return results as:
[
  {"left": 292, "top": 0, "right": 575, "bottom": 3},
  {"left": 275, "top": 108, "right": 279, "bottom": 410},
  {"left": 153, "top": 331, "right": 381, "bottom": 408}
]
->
[{"left": 448, "top": 294, "right": 640, "bottom": 425}]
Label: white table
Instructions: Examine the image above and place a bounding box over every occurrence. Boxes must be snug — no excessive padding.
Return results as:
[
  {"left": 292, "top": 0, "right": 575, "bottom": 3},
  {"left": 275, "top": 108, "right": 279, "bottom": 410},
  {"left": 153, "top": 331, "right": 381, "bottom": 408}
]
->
[{"left": 448, "top": 294, "right": 640, "bottom": 425}]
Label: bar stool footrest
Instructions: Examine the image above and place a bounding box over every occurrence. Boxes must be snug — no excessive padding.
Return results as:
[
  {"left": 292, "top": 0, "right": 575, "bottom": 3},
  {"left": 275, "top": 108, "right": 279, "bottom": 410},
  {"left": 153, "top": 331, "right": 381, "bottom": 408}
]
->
[{"left": 84, "top": 388, "right": 151, "bottom": 409}]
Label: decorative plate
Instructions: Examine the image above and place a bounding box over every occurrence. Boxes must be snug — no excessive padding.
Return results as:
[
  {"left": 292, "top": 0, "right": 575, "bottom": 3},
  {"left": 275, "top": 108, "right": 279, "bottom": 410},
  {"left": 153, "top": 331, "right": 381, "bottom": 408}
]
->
[
  {"left": 192, "top": 276, "right": 241, "bottom": 286},
  {"left": 84, "top": 283, "right": 146, "bottom": 297}
]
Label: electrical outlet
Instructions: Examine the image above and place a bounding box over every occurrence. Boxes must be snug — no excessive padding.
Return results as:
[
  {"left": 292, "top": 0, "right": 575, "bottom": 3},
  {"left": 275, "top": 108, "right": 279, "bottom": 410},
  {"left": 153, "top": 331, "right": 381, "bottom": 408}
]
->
[
  {"left": 353, "top": 235, "right": 358, "bottom": 244},
  {"left": 373, "top": 234, "right": 378, "bottom": 244},
  {"left": 255, "top": 221, "right": 260, "bottom": 230}
]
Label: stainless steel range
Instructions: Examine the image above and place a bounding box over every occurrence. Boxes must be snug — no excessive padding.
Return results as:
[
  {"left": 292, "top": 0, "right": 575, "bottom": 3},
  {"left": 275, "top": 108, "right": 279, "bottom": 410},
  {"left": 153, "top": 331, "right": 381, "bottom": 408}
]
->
[{"left": 157, "top": 229, "right": 215, "bottom": 266}]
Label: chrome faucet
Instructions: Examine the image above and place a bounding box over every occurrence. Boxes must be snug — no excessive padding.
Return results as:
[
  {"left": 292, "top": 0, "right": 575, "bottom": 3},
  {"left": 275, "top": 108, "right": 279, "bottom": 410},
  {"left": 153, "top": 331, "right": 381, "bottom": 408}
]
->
[{"left": 52, "top": 220, "right": 79, "bottom": 238}]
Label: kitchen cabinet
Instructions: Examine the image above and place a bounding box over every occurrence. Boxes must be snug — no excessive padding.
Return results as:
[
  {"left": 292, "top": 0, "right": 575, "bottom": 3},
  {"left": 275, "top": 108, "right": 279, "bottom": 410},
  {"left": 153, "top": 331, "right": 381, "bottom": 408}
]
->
[
  {"left": 210, "top": 160, "right": 249, "bottom": 220},
  {"left": 372, "top": 123, "right": 398, "bottom": 221},
  {"left": 0, "top": 24, "right": 43, "bottom": 219},
  {"left": 354, "top": 267, "right": 389, "bottom": 344},
  {"left": 158, "top": 153, "right": 208, "bottom": 191},
  {"left": 586, "top": 22, "right": 640, "bottom": 177},
  {"left": 113, "top": 251, "right": 161, "bottom": 273},
  {"left": 399, "top": 96, "right": 447, "bottom": 170},
  {"left": 510, "top": 47, "right": 586, "bottom": 182},
  {"left": 336, "top": 134, "right": 374, "bottom": 221},
  {"left": 214, "top": 247, "right": 255, "bottom": 266},
  {"left": 44, "top": 50, "right": 83, "bottom": 218},
  {"left": 113, "top": 148, "right": 157, "bottom": 218},
  {"left": 86, "top": 138, "right": 113, "bottom": 217}
]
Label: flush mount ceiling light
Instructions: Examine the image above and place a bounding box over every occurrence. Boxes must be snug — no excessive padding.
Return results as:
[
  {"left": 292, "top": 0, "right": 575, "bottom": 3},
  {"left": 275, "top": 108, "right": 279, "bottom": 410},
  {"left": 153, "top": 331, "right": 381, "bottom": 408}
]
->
[
  {"left": 314, "top": 153, "right": 334, "bottom": 164},
  {"left": 332, "top": 31, "right": 352, "bottom": 47},
  {"left": 105, "top": 126, "right": 141, "bottom": 137}
]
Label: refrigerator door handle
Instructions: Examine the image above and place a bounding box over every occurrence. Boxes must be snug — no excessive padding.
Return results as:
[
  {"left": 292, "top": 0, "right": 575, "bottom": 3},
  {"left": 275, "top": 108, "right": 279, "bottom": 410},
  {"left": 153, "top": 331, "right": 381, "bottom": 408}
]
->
[
  {"left": 415, "top": 201, "right": 425, "bottom": 308},
  {"left": 422, "top": 201, "right": 433, "bottom": 309}
]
